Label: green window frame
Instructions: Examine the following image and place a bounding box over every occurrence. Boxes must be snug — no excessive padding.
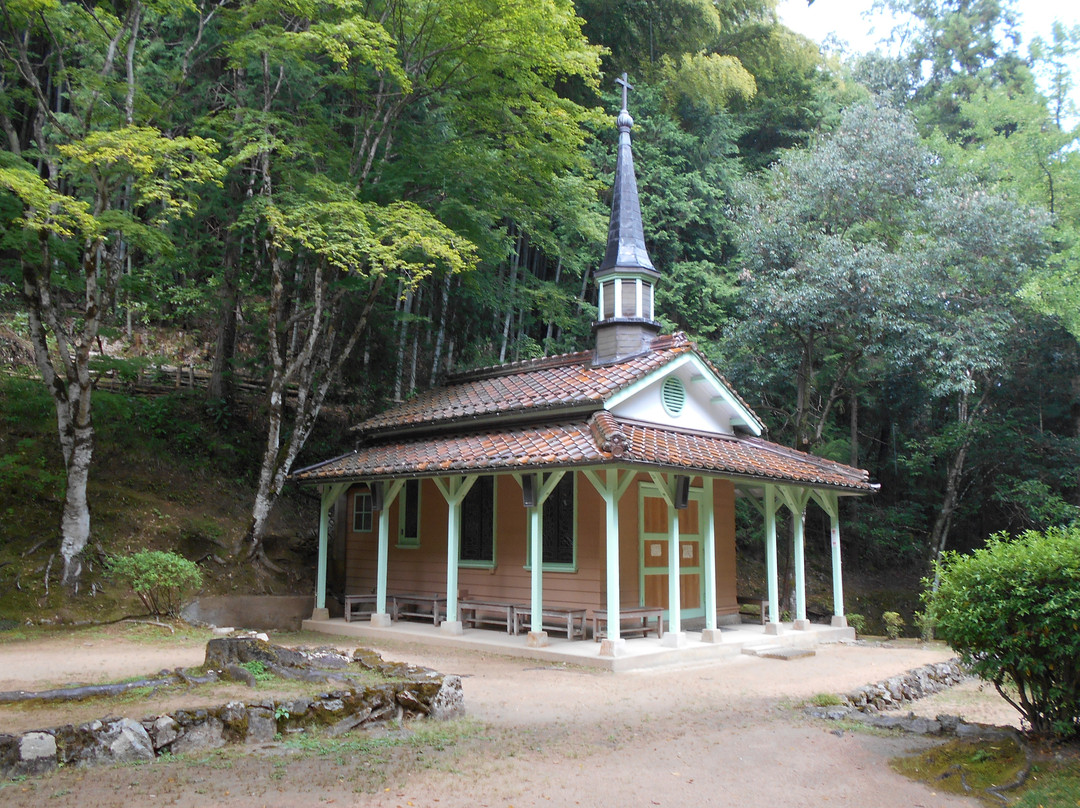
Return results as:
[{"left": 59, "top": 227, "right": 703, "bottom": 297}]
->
[
  {"left": 352, "top": 487, "right": 373, "bottom": 533},
  {"left": 397, "top": 478, "right": 421, "bottom": 548},
  {"left": 459, "top": 475, "right": 496, "bottom": 568}
]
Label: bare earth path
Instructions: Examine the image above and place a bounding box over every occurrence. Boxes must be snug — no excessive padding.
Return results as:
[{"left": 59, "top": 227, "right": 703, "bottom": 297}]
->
[{"left": 0, "top": 627, "right": 1016, "bottom": 807}]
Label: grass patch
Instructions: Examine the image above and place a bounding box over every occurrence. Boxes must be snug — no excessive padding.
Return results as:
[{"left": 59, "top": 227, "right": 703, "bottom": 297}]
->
[
  {"left": 892, "top": 737, "right": 1080, "bottom": 806},
  {"left": 804, "top": 692, "right": 844, "bottom": 707},
  {"left": 1012, "top": 764, "right": 1080, "bottom": 807},
  {"left": 284, "top": 717, "right": 481, "bottom": 758}
]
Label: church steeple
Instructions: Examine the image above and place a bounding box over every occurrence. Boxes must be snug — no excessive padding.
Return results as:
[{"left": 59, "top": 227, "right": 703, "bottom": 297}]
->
[{"left": 593, "top": 74, "right": 662, "bottom": 365}]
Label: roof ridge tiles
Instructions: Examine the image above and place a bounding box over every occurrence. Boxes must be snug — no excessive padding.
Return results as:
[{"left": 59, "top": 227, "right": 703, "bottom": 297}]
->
[{"left": 445, "top": 349, "right": 593, "bottom": 383}]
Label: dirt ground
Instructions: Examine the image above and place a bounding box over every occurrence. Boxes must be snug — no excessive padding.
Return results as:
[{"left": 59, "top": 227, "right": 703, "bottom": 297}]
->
[{"left": 0, "top": 625, "right": 1019, "bottom": 807}]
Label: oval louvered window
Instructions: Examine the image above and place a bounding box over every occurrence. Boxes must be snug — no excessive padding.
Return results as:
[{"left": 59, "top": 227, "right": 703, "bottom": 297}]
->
[{"left": 661, "top": 376, "right": 685, "bottom": 417}]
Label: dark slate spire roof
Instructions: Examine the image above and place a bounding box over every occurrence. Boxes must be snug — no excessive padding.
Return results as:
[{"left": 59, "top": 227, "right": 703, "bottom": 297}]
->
[{"left": 598, "top": 74, "right": 657, "bottom": 277}]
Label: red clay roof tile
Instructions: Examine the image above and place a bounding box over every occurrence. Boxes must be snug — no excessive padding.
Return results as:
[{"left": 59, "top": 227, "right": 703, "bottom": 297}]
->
[{"left": 293, "top": 412, "right": 874, "bottom": 493}]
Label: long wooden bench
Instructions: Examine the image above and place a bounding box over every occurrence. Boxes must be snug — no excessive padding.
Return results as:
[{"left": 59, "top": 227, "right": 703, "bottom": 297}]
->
[
  {"left": 343, "top": 594, "right": 383, "bottom": 623},
  {"left": 737, "top": 595, "right": 769, "bottom": 625},
  {"left": 392, "top": 593, "right": 446, "bottom": 626},
  {"left": 513, "top": 605, "right": 588, "bottom": 640},
  {"left": 591, "top": 607, "right": 664, "bottom": 641},
  {"left": 459, "top": 599, "right": 521, "bottom": 634}
]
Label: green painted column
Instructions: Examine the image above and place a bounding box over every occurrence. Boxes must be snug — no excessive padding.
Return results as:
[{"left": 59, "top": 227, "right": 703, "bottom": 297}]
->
[
  {"left": 793, "top": 503, "right": 808, "bottom": 628},
  {"left": 445, "top": 495, "right": 461, "bottom": 624},
  {"left": 374, "top": 480, "right": 404, "bottom": 624},
  {"left": 702, "top": 477, "right": 717, "bottom": 632},
  {"left": 667, "top": 490, "right": 682, "bottom": 636},
  {"left": 316, "top": 486, "right": 333, "bottom": 612},
  {"left": 604, "top": 473, "right": 621, "bottom": 640},
  {"left": 529, "top": 503, "right": 544, "bottom": 633},
  {"left": 765, "top": 485, "right": 780, "bottom": 631},
  {"left": 828, "top": 501, "right": 845, "bottom": 622},
  {"left": 376, "top": 503, "right": 391, "bottom": 616}
]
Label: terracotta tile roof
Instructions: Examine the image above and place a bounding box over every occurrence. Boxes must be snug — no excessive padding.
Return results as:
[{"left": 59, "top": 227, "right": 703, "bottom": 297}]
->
[
  {"left": 607, "top": 414, "right": 874, "bottom": 491},
  {"left": 293, "top": 412, "right": 875, "bottom": 493},
  {"left": 357, "top": 332, "right": 698, "bottom": 436}
]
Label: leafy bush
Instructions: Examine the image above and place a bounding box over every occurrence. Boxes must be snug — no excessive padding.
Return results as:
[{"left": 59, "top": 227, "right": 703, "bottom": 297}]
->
[
  {"left": 845, "top": 613, "right": 867, "bottom": 635},
  {"left": 107, "top": 549, "right": 203, "bottom": 617},
  {"left": 924, "top": 527, "right": 1080, "bottom": 738},
  {"left": 240, "top": 660, "right": 274, "bottom": 682},
  {"left": 882, "top": 611, "right": 905, "bottom": 640}
]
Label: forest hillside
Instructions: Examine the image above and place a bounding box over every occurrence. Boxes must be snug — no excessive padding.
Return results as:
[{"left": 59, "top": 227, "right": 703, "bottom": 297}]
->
[{"left": 1, "top": 0, "right": 1078, "bottom": 631}]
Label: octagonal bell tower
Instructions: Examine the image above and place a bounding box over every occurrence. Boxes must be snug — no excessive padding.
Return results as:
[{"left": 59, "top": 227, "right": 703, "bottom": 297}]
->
[{"left": 593, "top": 73, "right": 662, "bottom": 365}]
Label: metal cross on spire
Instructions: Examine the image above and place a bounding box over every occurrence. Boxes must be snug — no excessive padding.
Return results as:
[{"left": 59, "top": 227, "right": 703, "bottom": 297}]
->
[{"left": 615, "top": 72, "right": 634, "bottom": 112}]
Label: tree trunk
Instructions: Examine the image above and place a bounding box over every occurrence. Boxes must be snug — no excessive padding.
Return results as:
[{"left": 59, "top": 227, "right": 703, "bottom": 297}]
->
[
  {"left": 58, "top": 420, "right": 94, "bottom": 587},
  {"left": 207, "top": 262, "right": 240, "bottom": 402},
  {"left": 849, "top": 388, "right": 859, "bottom": 468}
]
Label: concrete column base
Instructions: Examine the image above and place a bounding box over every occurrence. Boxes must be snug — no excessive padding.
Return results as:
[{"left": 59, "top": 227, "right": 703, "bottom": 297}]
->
[
  {"left": 661, "top": 631, "right": 687, "bottom": 648},
  {"left": 599, "top": 638, "right": 626, "bottom": 657},
  {"left": 793, "top": 618, "right": 811, "bottom": 631},
  {"left": 700, "top": 628, "right": 725, "bottom": 643},
  {"left": 527, "top": 631, "right": 549, "bottom": 648},
  {"left": 440, "top": 620, "right": 464, "bottom": 636},
  {"left": 764, "top": 621, "right": 783, "bottom": 636},
  {"left": 310, "top": 607, "right": 330, "bottom": 621},
  {"left": 831, "top": 614, "right": 848, "bottom": 628},
  {"left": 370, "top": 612, "right": 392, "bottom": 628}
]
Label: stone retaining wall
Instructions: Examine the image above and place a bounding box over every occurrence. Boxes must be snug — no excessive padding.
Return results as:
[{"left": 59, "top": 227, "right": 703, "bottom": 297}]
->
[
  {"left": 842, "top": 659, "right": 967, "bottom": 713},
  {"left": 0, "top": 643, "right": 463, "bottom": 780},
  {"left": 806, "top": 657, "right": 1014, "bottom": 739}
]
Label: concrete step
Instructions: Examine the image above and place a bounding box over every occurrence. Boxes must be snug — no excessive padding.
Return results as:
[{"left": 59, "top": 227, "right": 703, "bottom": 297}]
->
[{"left": 742, "top": 645, "right": 816, "bottom": 660}]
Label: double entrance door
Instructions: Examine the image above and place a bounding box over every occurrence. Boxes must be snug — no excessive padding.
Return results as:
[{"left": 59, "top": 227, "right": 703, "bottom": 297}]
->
[{"left": 639, "top": 483, "right": 704, "bottom": 620}]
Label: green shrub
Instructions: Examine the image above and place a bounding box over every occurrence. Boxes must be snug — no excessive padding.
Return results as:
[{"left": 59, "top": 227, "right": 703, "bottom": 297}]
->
[
  {"left": 846, "top": 613, "right": 867, "bottom": 635},
  {"left": 240, "top": 660, "right": 273, "bottom": 683},
  {"left": 882, "top": 611, "right": 905, "bottom": 640},
  {"left": 924, "top": 526, "right": 1080, "bottom": 739},
  {"left": 107, "top": 550, "right": 203, "bottom": 617}
]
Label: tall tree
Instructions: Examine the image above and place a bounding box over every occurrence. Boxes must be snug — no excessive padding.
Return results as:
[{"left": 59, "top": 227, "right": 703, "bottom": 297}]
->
[
  {"left": 199, "top": 0, "right": 604, "bottom": 563},
  {"left": 0, "top": 0, "right": 222, "bottom": 586}
]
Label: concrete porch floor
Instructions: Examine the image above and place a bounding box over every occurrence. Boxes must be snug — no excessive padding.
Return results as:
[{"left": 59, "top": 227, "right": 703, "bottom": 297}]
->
[{"left": 301, "top": 615, "right": 856, "bottom": 672}]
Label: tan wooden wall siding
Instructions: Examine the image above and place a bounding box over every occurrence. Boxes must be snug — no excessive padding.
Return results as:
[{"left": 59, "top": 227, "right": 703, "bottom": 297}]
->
[{"left": 340, "top": 472, "right": 740, "bottom": 617}]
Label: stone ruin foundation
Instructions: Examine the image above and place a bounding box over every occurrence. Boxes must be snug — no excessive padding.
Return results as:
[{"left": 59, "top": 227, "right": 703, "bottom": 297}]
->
[{"left": 0, "top": 638, "right": 464, "bottom": 779}]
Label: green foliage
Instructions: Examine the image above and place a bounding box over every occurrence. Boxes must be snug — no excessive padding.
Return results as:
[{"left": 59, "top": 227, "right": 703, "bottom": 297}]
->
[
  {"left": 107, "top": 550, "right": 204, "bottom": 617},
  {"left": 882, "top": 611, "right": 905, "bottom": 640},
  {"left": 845, "top": 613, "right": 868, "bottom": 635},
  {"left": 924, "top": 526, "right": 1080, "bottom": 738},
  {"left": 239, "top": 660, "right": 274, "bottom": 683}
]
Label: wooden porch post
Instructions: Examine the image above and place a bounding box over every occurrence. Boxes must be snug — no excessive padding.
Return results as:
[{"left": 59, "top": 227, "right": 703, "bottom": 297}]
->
[
  {"left": 812, "top": 491, "right": 847, "bottom": 627},
  {"left": 764, "top": 484, "right": 782, "bottom": 635},
  {"left": 701, "top": 476, "right": 723, "bottom": 643},
  {"left": 584, "top": 469, "right": 634, "bottom": 656},
  {"left": 433, "top": 475, "right": 478, "bottom": 635},
  {"left": 523, "top": 472, "right": 565, "bottom": 648},
  {"left": 313, "top": 482, "right": 347, "bottom": 620},
  {"left": 649, "top": 472, "right": 686, "bottom": 647},
  {"left": 373, "top": 480, "right": 404, "bottom": 627},
  {"left": 779, "top": 488, "right": 812, "bottom": 631}
]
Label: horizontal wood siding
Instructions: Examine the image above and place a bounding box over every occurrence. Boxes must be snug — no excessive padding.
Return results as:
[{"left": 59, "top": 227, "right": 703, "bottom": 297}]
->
[
  {"left": 336, "top": 472, "right": 738, "bottom": 617},
  {"left": 343, "top": 474, "right": 606, "bottom": 609},
  {"left": 713, "top": 478, "right": 738, "bottom": 617}
]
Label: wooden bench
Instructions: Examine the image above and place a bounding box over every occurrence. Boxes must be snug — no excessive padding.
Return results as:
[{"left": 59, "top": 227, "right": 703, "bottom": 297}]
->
[
  {"left": 343, "top": 594, "right": 383, "bottom": 623},
  {"left": 459, "top": 599, "right": 521, "bottom": 634},
  {"left": 391, "top": 594, "right": 446, "bottom": 626},
  {"left": 591, "top": 607, "right": 664, "bottom": 641},
  {"left": 513, "top": 605, "right": 588, "bottom": 640},
  {"left": 737, "top": 595, "right": 769, "bottom": 625}
]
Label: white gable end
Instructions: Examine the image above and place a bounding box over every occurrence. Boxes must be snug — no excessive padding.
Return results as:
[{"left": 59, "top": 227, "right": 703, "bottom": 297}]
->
[{"left": 604, "top": 354, "right": 762, "bottom": 437}]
